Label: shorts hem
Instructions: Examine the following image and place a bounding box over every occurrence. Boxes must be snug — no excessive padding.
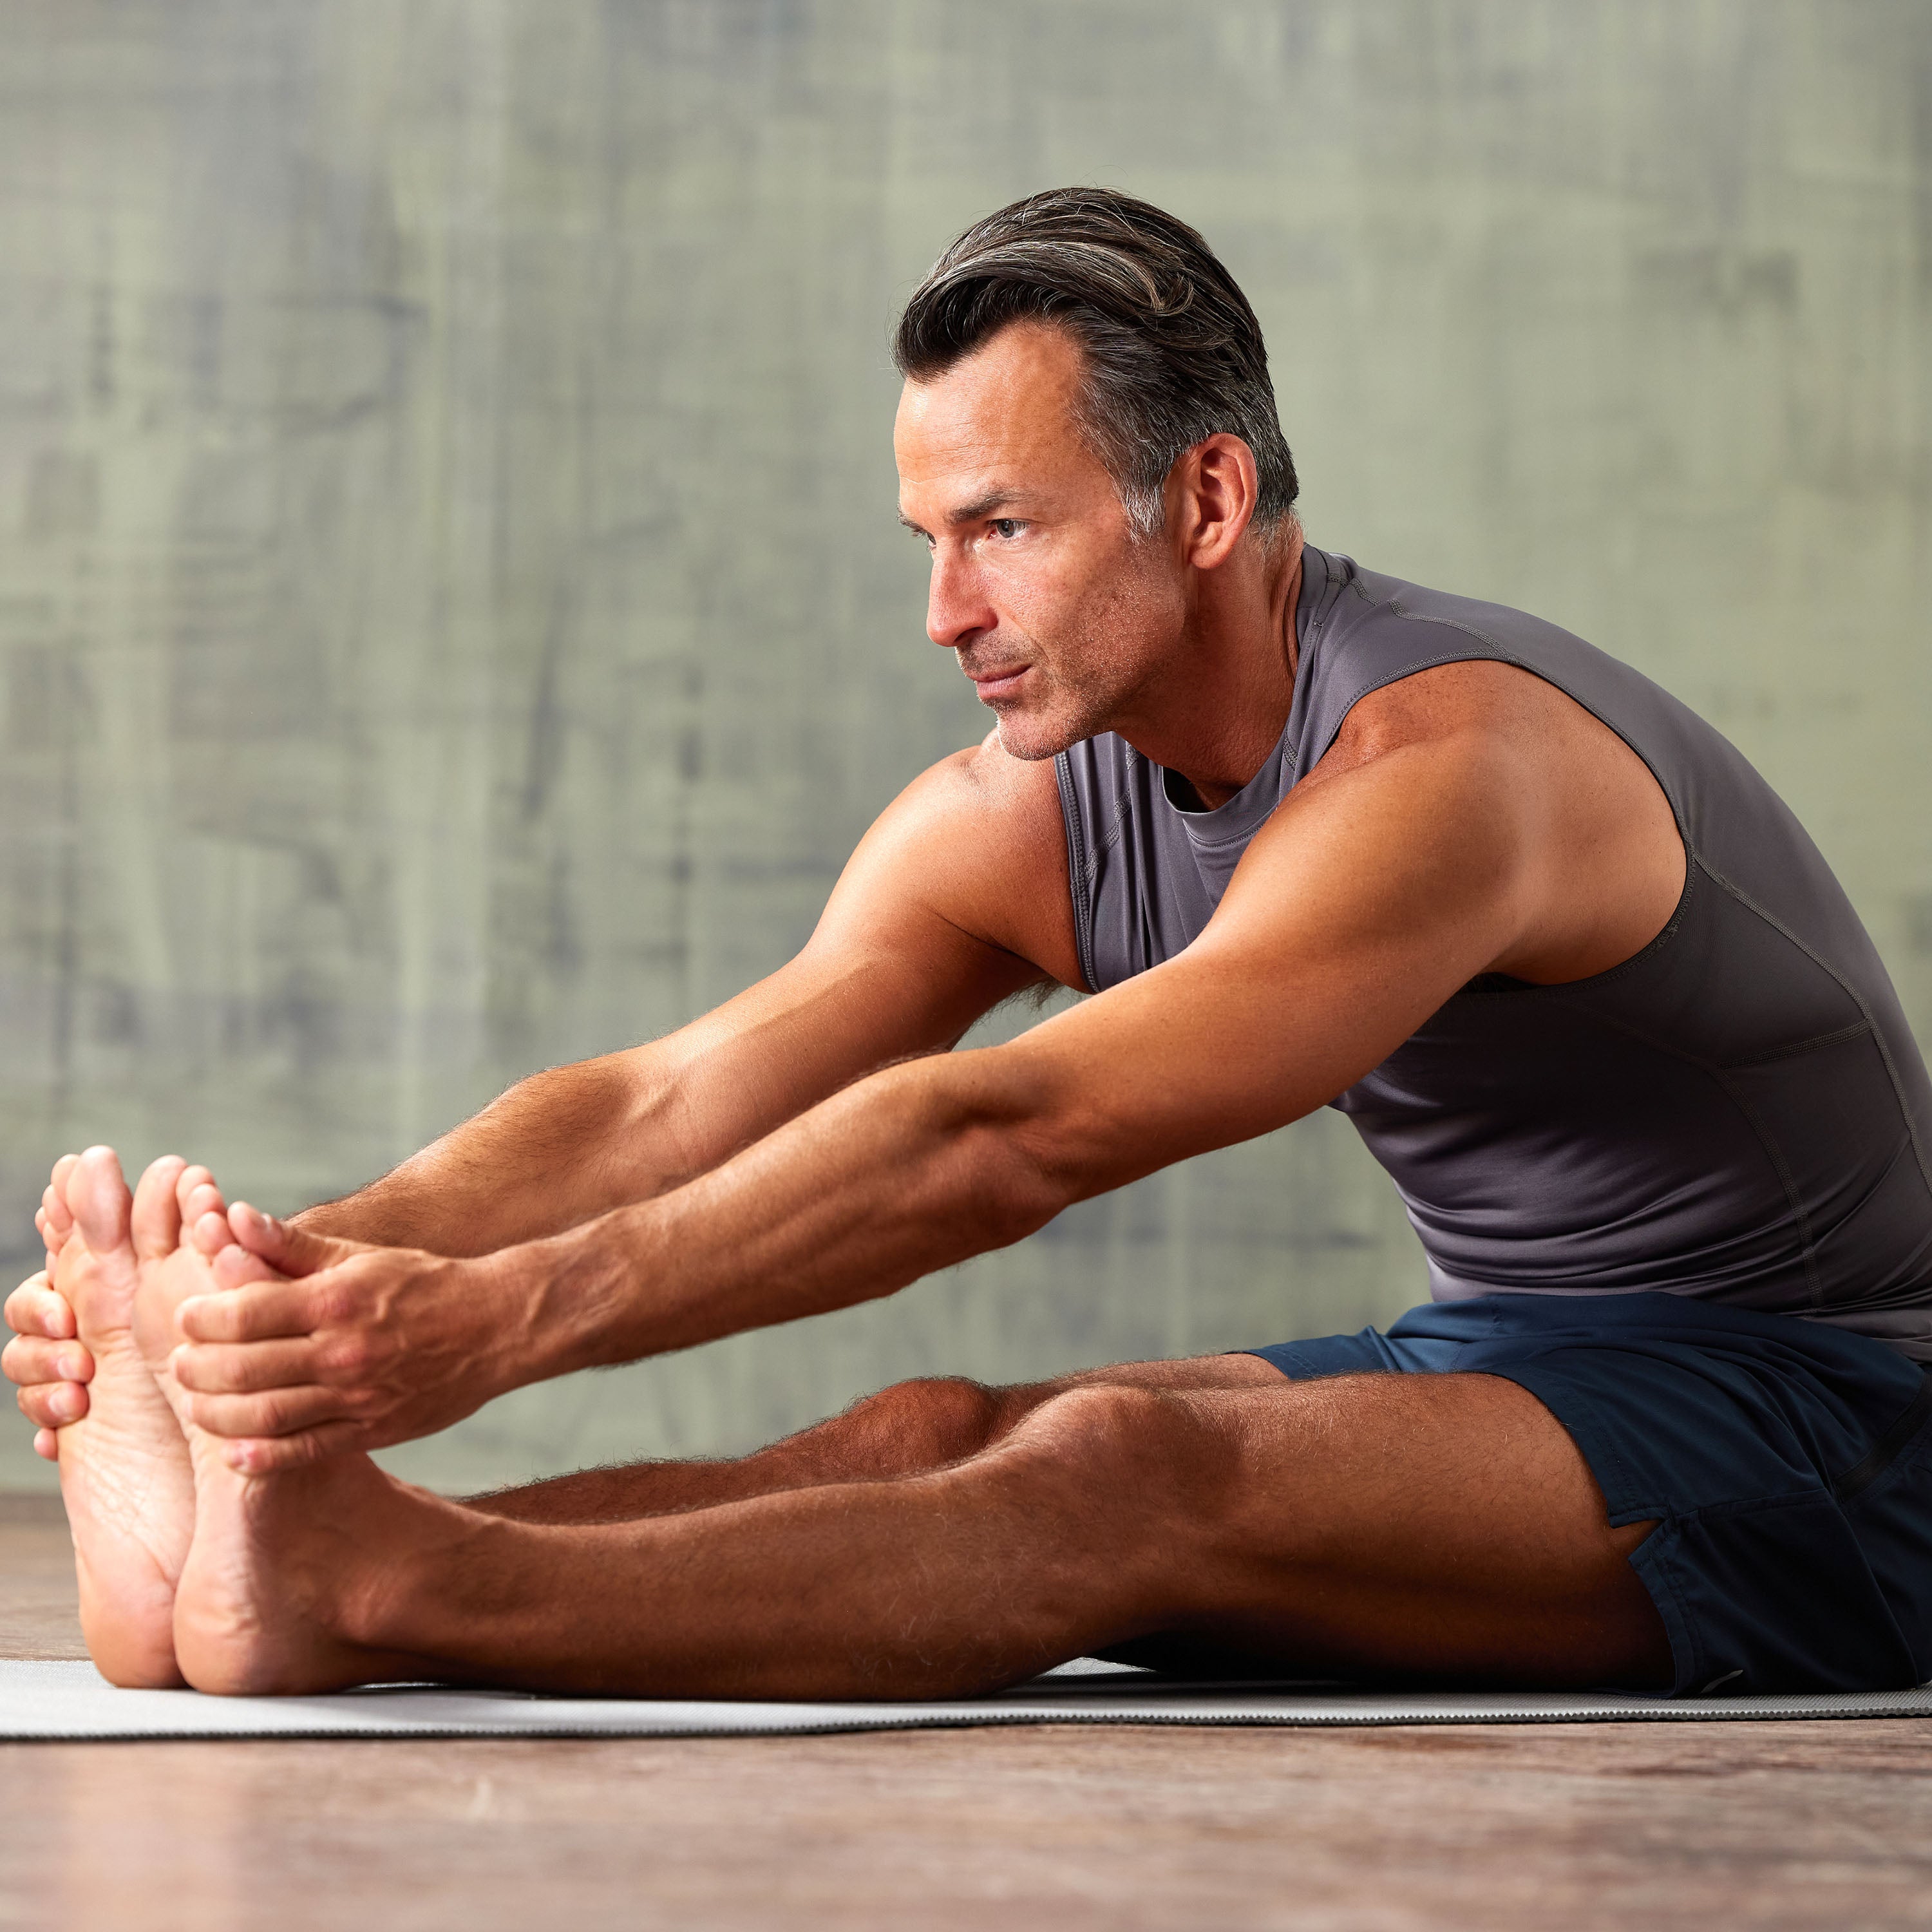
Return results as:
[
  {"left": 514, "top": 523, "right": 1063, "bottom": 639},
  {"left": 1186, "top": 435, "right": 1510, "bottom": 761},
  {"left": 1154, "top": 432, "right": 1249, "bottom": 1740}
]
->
[{"left": 1468, "top": 1363, "right": 1706, "bottom": 1696}]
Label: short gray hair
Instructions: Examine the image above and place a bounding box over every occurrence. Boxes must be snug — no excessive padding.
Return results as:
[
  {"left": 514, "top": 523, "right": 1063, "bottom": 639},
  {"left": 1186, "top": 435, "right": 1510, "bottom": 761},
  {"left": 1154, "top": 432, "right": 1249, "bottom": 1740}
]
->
[{"left": 893, "top": 187, "right": 1298, "bottom": 539}]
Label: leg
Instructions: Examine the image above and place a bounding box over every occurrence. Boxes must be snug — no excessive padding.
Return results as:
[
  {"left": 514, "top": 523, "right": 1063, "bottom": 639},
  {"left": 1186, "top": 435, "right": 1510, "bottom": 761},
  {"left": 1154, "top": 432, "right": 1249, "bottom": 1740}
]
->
[
  {"left": 165, "top": 1365, "right": 1670, "bottom": 1698},
  {"left": 465, "top": 1354, "right": 1286, "bottom": 1522}
]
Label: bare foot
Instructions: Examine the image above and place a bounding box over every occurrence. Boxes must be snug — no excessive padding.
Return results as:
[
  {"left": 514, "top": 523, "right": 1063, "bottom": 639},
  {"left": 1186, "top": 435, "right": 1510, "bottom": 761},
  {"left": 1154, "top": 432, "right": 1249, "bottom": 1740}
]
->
[
  {"left": 153, "top": 1213, "right": 442, "bottom": 1695},
  {"left": 51, "top": 1150, "right": 285, "bottom": 1685},
  {"left": 53, "top": 1149, "right": 202, "bottom": 1686},
  {"left": 169, "top": 1446, "right": 437, "bottom": 1696}
]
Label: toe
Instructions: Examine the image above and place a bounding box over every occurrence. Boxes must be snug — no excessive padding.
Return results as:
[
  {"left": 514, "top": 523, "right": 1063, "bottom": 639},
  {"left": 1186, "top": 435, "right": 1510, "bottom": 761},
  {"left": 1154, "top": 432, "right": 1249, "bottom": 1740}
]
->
[
  {"left": 189, "top": 1203, "right": 237, "bottom": 1258},
  {"left": 40, "top": 1184, "right": 74, "bottom": 1247},
  {"left": 177, "top": 1167, "right": 221, "bottom": 1214},
  {"left": 68, "top": 1147, "right": 134, "bottom": 1259},
  {"left": 131, "top": 1157, "right": 190, "bottom": 1263}
]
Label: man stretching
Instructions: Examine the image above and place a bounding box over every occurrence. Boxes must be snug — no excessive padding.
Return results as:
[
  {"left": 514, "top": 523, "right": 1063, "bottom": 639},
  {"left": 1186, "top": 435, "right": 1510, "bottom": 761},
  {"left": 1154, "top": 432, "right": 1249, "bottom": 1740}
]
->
[{"left": 10, "top": 189, "right": 1932, "bottom": 1700}]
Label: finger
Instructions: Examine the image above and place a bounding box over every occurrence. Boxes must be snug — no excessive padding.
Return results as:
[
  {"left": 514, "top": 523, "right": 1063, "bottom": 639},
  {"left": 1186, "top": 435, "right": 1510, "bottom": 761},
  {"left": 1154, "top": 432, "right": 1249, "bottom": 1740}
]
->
[
  {"left": 170, "top": 1338, "right": 328, "bottom": 1396},
  {"left": 205, "top": 1224, "right": 279, "bottom": 1282},
  {"left": 33, "top": 1428, "right": 57, "bottom": 1462},
  {"left": 183, "top": 1385, "right": 350, "bottom": 1441},
  {"left": 4, "top": 1277, "right": 80, "bottom": 1344},
  {"left": 3, "top": 1332, "right": 93, "bottom": 1388},
  {"left": 220, "top": 1421, "right": 370, "bottom": 1475},
  {"left": 15, "top": 1379, "right": 88, "bottom": 1428},
  {"left": 176, "top": 1282, "right": 319, "bottom": 1345},
  {"left": 226, "top": 1204, "right": 356, "bottom": 1277}
]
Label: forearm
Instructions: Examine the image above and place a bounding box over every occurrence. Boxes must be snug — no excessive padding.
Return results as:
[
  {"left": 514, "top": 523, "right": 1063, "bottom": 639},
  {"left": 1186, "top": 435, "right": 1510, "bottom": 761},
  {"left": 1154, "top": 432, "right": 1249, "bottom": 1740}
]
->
[
  {"left": 292, "top": 1049, "right": 703, "bottom": 1256},
  {"left": 287, "top": 949, "right": 993, "bottom": 1260},
  {"left": 511, "top": 1049, "right": 1076, "bottom": 1375}
]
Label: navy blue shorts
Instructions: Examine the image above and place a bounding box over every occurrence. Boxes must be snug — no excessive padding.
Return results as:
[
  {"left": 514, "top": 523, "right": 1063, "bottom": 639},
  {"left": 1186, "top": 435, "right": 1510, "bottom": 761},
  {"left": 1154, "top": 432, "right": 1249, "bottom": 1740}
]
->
[{"left": 1244, "top": 1293, "right": 1932, "bottom": 1696}]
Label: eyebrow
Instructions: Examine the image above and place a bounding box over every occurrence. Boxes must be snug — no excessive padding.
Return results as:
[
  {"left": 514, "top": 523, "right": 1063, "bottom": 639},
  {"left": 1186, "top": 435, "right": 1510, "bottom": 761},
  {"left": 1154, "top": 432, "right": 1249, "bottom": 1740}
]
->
[{"left": 897, "top": 488, "right": 1029, "bottom": 535}]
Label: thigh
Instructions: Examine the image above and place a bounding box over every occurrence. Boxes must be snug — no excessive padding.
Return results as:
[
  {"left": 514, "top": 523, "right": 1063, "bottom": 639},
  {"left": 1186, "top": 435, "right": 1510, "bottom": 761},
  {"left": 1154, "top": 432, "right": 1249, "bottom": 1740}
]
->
[
  {"left": 1061, "top": 1368, "right": 1670, "bottom": 1689},
  {"left": 1019, "top": 1351, "right": 1288, "bottom": 1398}
]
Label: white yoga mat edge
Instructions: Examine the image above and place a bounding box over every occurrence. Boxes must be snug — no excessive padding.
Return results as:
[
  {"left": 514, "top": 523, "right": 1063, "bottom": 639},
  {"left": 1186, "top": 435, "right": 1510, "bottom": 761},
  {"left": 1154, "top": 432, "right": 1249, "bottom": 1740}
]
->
[{"left": 5, "top": 1660, "right": 1931, "bottom": 1741}]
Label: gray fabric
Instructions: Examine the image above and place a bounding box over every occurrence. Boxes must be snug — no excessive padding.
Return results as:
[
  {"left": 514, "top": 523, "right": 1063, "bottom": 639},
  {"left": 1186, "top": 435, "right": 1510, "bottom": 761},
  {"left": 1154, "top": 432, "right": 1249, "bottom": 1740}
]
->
[
  {"left": 1056, "top": 547, "right": 1932, "bottom": 1354},
  {"left": 5, "top": 1658, "right": 1932, "bottom": 1738}
]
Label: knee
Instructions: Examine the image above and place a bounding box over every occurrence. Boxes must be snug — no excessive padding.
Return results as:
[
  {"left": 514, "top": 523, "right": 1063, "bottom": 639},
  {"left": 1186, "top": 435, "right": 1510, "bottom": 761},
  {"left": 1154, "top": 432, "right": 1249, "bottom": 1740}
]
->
[
  {"left": 843, "top": 1376, "right": 1003, "bottom": 1468},
  {"left": 1001, "top": 1383, "right": 1204, "bottom": 1501}
]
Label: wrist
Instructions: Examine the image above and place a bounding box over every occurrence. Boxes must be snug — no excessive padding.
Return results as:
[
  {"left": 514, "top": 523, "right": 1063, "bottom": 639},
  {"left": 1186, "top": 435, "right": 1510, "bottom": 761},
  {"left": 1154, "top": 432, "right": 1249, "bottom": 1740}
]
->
[{"left": 471, "top": 1221, "right": 621, "bottom": 1390}]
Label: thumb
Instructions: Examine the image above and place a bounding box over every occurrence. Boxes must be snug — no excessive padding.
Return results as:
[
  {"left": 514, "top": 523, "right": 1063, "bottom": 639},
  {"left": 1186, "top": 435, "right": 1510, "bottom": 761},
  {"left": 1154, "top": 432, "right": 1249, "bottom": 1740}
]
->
[{"left": 225, "top": 1203, "right": 362, "bottom": 1278}]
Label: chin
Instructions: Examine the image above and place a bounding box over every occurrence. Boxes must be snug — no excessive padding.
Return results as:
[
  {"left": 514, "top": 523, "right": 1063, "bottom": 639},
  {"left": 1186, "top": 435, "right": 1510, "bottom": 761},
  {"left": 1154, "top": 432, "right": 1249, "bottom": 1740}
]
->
[{"left": 991, "top": 710, "right": 1079, "bottom": 762}]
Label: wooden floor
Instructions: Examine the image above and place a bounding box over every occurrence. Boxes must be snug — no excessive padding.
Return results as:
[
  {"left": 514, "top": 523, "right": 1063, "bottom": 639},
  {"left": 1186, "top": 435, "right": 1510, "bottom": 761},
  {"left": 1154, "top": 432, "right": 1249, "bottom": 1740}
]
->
[{"left": 5, "top": 1497, "right": 1932, "bottom": 1929}]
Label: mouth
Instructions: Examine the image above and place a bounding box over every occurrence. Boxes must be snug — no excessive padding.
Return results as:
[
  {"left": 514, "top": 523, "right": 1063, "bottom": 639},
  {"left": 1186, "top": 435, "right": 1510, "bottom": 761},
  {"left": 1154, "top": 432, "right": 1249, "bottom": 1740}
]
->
[{"left": 965, "top": 663, "right": 1030, "bottom": 703}]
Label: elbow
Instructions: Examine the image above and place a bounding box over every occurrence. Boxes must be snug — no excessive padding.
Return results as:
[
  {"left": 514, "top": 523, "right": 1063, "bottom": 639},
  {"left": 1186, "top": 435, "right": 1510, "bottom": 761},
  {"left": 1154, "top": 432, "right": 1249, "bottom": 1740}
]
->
[
  {"left": 975, "top": 1133, "right": 1076, "bottom": 1251},
  {"left": 911, "top": 1052, "right": 1085, "bottom": 1251}
]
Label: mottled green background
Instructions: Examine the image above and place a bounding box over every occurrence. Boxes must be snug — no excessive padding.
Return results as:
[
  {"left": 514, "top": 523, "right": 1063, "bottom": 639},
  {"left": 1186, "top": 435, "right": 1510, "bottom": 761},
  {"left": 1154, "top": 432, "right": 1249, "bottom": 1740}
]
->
[{"left": 3, "top": 1, "right": 1927, "bottom": 1490}]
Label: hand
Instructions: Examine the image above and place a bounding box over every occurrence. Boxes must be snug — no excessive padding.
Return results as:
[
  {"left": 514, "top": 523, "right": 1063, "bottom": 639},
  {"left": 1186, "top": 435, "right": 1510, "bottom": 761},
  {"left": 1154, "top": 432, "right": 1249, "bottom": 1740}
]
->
[
  {"left": 5, "top": 1155, "right": 95, "bottom": 1459},
  {"left": 167, "top": 1207, "right": 533, "bottom": 1472},
  {"left": 3, "top": 1271, "right": 94, "bottom": 1459}
]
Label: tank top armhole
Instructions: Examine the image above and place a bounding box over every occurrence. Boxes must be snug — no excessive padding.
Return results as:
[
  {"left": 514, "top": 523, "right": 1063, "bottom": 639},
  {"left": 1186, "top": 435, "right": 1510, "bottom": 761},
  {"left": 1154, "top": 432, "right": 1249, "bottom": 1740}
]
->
[
  {"left": 1054, "top": 750, "right": 1100, "bottom": 994},
  {"left": 1299, "top": 630, "right": 1698, "bottom": 987}
]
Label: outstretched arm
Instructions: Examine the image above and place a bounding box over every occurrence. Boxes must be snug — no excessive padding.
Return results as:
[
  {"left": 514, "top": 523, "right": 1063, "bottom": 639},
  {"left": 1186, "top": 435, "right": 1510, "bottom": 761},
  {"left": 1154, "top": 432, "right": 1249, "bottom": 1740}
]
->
[
  {"left": 7, "top": 735, "right": 1078, "bottom": 1451},
  {"left": 171, "top": 681, "right": 1607, "bottom": 1470},
  {"left": 298, "top": 737, "right": 1076, "bottom": 1256},
  {"left": 171, "top": 656, "right": 1687, "bottom": 1471}
]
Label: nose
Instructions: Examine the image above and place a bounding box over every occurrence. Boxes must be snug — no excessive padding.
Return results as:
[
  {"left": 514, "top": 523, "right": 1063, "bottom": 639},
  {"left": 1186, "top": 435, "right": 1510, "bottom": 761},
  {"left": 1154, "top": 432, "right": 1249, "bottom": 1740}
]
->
[{"left": 925, "top": 544, "right": 996, "bottom": 652}]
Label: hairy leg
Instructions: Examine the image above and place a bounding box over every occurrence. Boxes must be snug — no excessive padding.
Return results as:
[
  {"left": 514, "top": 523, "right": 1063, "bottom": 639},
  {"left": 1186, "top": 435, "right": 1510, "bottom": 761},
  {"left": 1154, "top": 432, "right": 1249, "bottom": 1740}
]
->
[
  {"left": 167, "top": 1368, "right": 1670, "bottom": 1698},
  {"left": 464, "top": 1354, "right": 1286, "bottom": 1523}
]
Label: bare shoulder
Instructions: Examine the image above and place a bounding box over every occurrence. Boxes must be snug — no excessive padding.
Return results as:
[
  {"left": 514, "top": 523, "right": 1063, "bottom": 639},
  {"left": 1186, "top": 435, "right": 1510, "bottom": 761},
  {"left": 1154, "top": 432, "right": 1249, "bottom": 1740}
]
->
[
  {"left": 1308, "top": 659, "right": 1580, "bottom": 788},
  {"left": 884, "top": 726, "right": 1064, "bottom": 853},
  {"left": 835, "top": 730, "right": 1081, "bottom": 990},
  {"left": 1288, "top": 657, "right": 1682, "bottom": 986}
]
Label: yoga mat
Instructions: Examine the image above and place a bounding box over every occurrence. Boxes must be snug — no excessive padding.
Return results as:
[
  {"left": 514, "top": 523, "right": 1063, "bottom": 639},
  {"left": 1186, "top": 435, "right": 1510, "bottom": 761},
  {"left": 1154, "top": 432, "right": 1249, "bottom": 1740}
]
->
[{"left": 5, "top": 1658, "right": 1932, "bottom": 1739}]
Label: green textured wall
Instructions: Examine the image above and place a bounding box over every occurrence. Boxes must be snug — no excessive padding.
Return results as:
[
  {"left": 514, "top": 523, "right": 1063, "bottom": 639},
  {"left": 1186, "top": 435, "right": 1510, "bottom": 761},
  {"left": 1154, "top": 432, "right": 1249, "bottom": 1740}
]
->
[{"left": 3, "top": 1, "right": 1927, "bottom": 1490}]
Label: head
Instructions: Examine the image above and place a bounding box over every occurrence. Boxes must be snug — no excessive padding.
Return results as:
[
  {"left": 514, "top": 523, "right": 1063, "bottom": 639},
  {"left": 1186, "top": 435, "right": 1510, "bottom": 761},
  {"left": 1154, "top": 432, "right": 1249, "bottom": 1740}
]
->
[{"left": 893, "top": 187, "right": 1299, "bottom": 759}]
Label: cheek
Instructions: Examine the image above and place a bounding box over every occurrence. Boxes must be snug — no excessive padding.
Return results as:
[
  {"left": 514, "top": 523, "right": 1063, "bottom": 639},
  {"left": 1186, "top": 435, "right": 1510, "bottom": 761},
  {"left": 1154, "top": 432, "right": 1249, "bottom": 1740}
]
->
[
  {"left": 995, "top": 545, "right": 1124, "bottom": 645},
  {"left": 1076, "top": 556, "right": 1183, "bottom": 661}
]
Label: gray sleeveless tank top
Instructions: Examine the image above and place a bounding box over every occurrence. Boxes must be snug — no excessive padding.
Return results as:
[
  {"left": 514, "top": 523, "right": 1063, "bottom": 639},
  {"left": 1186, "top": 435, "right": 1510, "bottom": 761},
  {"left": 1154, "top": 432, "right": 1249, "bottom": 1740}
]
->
[{"left": 1054, "top": 545, "right": 1932, "bottom": 1356}]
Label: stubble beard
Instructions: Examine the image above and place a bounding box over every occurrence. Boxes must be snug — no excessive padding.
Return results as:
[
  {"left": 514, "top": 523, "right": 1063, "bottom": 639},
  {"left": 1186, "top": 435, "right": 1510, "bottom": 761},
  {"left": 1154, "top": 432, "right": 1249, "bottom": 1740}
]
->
[
  {"left": 987, "top": 666, "right": 1122, "bottom": 762},
  {"left": 982, "top": 567, "right": 1176, "bottom": 762}
]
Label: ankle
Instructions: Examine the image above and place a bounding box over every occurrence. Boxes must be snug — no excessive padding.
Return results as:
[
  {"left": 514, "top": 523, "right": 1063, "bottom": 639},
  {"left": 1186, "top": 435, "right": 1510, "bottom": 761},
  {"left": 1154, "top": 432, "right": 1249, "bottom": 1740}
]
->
[{"left": 325, "top": 1477, "right": 506, "bottom": 1655}]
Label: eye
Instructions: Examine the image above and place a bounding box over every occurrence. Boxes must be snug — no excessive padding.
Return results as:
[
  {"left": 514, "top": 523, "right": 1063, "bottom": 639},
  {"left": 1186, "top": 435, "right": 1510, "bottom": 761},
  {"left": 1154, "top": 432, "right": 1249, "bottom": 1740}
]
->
[{"left": 990, "top": 518, "right": 1025, "bottom": 540}]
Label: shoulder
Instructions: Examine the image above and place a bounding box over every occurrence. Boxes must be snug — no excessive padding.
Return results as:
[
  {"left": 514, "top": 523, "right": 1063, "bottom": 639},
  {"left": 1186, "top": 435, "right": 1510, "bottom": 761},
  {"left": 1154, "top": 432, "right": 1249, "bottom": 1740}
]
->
[
  {"left": 1298, "top": 552, "right": 1624, "bottom": 781},
  {"left": 1308, "top": 658, "right": 1575, "bottom": 793},
  {"left": 895, "top": 727, "right": 1066, "bottom": 836},
  {"left": 840, "top": 730, "right": 1081, "bottom": 987}
]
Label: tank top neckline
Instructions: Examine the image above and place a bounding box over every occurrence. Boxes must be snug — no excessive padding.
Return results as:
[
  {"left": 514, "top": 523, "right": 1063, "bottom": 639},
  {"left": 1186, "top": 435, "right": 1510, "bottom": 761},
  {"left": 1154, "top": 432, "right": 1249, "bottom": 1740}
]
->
[{"left": 1150, "top": 544, "right": 1334, "bottom": 853}]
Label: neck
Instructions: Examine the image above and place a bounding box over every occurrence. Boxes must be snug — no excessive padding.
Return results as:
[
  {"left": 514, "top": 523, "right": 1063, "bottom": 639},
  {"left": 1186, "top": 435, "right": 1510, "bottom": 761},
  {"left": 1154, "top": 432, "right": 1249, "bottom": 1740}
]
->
[{"left": 1113, "top": 522, "right": 1305, "bottom": 811}]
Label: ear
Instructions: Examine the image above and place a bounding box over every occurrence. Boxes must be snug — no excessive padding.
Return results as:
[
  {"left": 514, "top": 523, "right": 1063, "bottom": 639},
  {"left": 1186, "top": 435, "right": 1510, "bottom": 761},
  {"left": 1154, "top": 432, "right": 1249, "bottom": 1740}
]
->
[{"left": 1173, "top": 433, "right": 1260, "bottom": 571}]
